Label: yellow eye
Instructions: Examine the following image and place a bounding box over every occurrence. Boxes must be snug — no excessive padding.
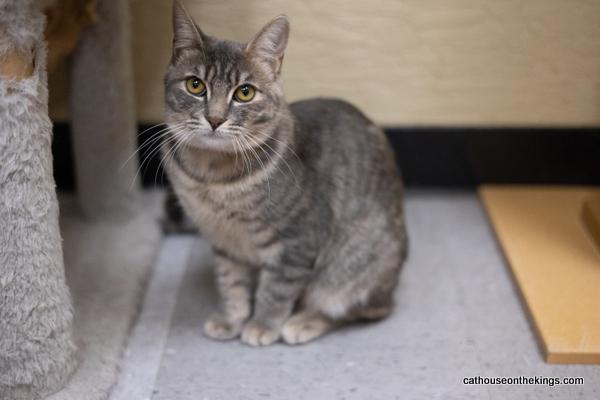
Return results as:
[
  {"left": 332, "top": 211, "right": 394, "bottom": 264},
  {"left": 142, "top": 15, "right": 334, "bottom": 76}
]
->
[
  {"left": 234, "top": 84, "right": 255, "bottom": 102},
  {"left": 186, "top": 77, "right": 206, "bottom": 95}
]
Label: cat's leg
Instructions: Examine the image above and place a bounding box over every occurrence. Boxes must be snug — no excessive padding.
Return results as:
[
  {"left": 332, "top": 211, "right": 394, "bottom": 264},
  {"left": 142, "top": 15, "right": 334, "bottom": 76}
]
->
[
  {"left": 348, "top": 290, "right": 394, "bottom": 320},
  {"left": 281, "top": 310, "right": 339, "bottom": 345},
  {"left": 204, "top": 256, "right": 253, "bottom": 340},
  {"left": 280, "top": 289, "right": 392, "bottom": 345},
  {"left": 241, "top": 268, "right": 307, "bottom": 346}
]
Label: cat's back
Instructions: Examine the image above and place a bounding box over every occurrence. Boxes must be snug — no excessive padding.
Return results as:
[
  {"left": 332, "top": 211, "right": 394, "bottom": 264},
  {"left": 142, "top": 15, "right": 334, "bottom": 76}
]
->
[
  {"left": 290, "top": 98, "right": 373, "bottom": 135},
  {"left": 289, "top": 98, "right": 395, "bottom": 171},
  {"left": 289, "top": 98, "right": 402, "bottom": 216}
]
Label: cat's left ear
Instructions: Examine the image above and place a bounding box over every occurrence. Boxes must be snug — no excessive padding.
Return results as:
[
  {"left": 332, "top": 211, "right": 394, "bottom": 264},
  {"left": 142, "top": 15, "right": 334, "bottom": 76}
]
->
[{"left": 245, "top": 15, "right": 289, "bottom": 77}]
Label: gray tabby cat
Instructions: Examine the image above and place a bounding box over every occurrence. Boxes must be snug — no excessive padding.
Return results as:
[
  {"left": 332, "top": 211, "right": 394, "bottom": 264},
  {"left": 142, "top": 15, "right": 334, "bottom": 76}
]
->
[{"left": 162, "top": 0, "right": 407, "bottom": 346}]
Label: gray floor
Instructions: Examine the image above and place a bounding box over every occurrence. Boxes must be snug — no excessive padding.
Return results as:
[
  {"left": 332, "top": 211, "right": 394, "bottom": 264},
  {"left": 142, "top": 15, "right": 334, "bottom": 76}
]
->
[{"left": 112, "top": 191, "right": 600, "bottom": 400}]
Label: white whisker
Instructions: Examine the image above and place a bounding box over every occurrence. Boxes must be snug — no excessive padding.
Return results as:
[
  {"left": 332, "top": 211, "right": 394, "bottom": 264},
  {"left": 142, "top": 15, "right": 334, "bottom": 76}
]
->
[
  {"left": 121, "top": 122, "right": 187, "bottom": 170},
  {"left": 158, "top": 130, "right": 192, "bottom": 186},
  {"left": 243, "top": 128, "right": 300, "bottom": 189},
  {"left": 238, "top": 133, "right": 272, "bottom": 202},
  {"left": 128, "top": 125, "right": 187, "bottom": 191}
]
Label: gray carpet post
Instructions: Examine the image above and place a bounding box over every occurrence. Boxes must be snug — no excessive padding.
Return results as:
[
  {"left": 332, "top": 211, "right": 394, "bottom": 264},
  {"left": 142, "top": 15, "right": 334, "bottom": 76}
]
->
[
  {"left": 0, "top": 1, "right": 76, "bottom": 398},
  {"left": 69, "top": 0, "right": 139, "bottom": 218},
  {"left": 47, "top": 3, "right": 164, "bottom": 399}
]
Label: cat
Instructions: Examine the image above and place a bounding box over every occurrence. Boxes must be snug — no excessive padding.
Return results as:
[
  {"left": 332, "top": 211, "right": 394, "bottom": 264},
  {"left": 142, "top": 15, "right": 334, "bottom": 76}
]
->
[{"left": 162, "top": 0, "right": 408, "bottom": 346}]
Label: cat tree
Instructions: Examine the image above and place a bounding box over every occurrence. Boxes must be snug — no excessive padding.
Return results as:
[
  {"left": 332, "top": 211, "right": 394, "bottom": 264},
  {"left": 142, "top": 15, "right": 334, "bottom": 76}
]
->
[
  {"left": 0, "top": 1, "right": 76, "bottom": 397},
  {"left": 0, "top": 0, "right": 161, "bottom": 398}
]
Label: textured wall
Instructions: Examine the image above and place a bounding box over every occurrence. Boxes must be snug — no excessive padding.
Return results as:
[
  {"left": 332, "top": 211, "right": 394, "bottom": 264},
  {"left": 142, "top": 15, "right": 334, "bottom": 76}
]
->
[{"left": 49, "top": 0, "right": 600, "bottom": 126}]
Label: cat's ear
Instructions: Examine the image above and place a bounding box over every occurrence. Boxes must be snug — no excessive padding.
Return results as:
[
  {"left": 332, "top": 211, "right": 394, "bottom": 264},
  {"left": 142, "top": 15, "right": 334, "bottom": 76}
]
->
[
  {"left": 172, "top": 0, "right": 204, "bottom": 57},
  {"left": 245, "top": 15, "right": 289, "bottom": 76}
]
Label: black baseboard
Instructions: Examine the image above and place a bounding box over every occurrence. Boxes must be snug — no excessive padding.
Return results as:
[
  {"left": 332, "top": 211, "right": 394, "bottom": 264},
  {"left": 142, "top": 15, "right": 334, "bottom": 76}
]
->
[
  {"left": 52, "top": 123, "right": 600, "bottom": 191},
  {"left": 387, "top": 127, "right": 600, "bottom": 187}
]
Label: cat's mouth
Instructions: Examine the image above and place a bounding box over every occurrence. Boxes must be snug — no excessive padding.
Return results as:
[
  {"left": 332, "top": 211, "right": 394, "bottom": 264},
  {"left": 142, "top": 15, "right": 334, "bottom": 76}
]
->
[{"left": 173, "top": 126, "right": 238, "bottom": 153}]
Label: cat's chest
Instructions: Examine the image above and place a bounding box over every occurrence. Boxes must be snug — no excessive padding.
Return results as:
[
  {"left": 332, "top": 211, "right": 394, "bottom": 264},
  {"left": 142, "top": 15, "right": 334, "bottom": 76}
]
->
[{"left": 176, "top": 184, "right": 273, "bottom": 261}]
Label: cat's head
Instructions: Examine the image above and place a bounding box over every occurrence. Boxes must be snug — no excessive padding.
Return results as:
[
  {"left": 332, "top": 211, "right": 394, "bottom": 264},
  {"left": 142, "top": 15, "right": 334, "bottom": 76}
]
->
[{"left": 164, "top": 0, "right": 289, "bottom": 152}]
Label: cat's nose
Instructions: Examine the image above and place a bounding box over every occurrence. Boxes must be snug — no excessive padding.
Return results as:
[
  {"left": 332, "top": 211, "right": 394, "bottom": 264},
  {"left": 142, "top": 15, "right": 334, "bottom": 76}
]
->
[{"left": 206, "top": 116, "right": 226, "bottom": 130}]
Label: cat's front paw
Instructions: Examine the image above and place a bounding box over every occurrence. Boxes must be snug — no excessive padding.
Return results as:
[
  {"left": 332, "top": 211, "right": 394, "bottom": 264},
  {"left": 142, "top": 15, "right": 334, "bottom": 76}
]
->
[
  {"left": 241, "top": 320, "right": 280, "bottom": 346},
  {"left": 204, "top": 314, "right": 243, "bottom": 341}
]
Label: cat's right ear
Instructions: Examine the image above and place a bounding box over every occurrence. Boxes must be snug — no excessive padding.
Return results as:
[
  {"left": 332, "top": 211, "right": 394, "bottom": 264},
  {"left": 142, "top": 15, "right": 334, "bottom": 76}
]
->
[{"left": 172, "top": 0, "right": 204, "bottom": 57}]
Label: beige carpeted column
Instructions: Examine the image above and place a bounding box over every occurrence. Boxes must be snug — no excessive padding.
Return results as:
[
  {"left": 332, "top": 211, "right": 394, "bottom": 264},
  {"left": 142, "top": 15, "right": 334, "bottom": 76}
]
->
[
  {"left": 45, "top": 1, "right": 163, "bottom": 398},
  {"left": 69, "top": 0, "right": 139, "bottom": 219}
]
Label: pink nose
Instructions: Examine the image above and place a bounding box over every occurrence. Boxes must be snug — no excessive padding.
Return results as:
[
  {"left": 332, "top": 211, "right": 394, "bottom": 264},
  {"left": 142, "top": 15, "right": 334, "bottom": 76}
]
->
[{"left": 206, "top": 116, "right": 226, "bottom": 130}]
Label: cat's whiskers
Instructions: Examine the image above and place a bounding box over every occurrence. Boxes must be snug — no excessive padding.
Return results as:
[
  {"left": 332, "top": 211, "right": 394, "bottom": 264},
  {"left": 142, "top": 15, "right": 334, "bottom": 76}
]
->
[
  {"left": 233, "top": 136, "right": 253, "bottom": 189},
  {"left": 232, "top": 136, "right": 261, "bottom": 200},
  {"left": 246, "top": 118, "right": 302, "bottom": 165},
  {"left": 243, "top": 128, "right": 300, "bottom": 189},
  {"left": 257, "top": 132, "right": 301, "bottom": 164},
  {"left": 229, "top": 125, "right": 296, "bottom": 191},
  {"left": 230, "top": 132, "right": 239, "bottom": 170},
  {"left": 121, "top": 122, "right": 187, "bottom": 171},
  {"left": 236, "top": 133, "right": 272, "bottom": 202},
  {"left": 266, "top": 108, "right": 303, "bottom": 161},
  {"left": 233, "top": 130, "right": 252, "bottom": 175},
  {"left": 155, "top": 133, "right": 182, "bottom": 186},
  {"left": 145, "top": 125, "right": 188, "bottom": 171},
  {"left": 129, "top": 133, "right": 175, "bottom": 190},
  {"left": 133, "top": 124, "right": 186, "bottom": 163},
  {"left": 232, "top": 136, "right": 249, "bottom": 184},
  {"left": 136, "top": 122, "right": 170, "bottom": 138},
  {"left": 233, "top": 137, "right": 255, "bottom": 197},
  {"left": 157, "top": 129, "right": 193, "bottom": 186},
  {"left": 128, "top": 125, "right": 188, "bottom": 190},
  {"left": 230, "top": 128, "right": 268, "bottom": 174},
  {"left": 122, "top": 127, "right": 175, "bottom": 172}
]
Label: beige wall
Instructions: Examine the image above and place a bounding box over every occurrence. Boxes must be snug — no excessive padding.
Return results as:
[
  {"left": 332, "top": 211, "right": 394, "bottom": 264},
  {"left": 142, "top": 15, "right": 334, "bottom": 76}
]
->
[{"left": 49, "top": 0, "right": 600, "bottom": 126}]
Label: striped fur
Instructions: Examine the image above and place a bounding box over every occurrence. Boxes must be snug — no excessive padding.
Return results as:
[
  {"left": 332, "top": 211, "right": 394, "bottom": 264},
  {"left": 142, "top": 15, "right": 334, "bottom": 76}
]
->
[{"left": 162, "top": 2, "right": 407, "bottom": 346}]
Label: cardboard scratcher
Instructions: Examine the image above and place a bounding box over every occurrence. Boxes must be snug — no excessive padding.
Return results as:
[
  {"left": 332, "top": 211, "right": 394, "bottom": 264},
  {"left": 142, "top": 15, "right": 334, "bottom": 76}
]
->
[{"left": 479, "top": 186, "right": 600, "bottom": 364}]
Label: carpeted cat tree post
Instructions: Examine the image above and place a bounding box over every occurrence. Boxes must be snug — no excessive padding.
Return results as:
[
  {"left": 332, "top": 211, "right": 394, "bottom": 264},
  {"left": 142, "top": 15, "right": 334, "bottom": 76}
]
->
[
  {"left": 47, "top": 0, "right": 162, "bottom": 398},
  {"left": 0, "top": 1, "right": 76, "bottom": 398},
  {"left": 1, "top": 0, "right": 162, "bottom": 399},
  {"left": 70, "top": 0, "right": 139, "bottom": 218}
]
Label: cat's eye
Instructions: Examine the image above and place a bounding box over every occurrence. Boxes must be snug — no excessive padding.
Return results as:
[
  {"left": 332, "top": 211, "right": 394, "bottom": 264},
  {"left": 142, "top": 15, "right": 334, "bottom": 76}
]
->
[
  {"left": 234, "top": 84, "right": 256, "bottom": 102},
  {"left": 186, "top": 77, "right": 206, "bottom": 96}
]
